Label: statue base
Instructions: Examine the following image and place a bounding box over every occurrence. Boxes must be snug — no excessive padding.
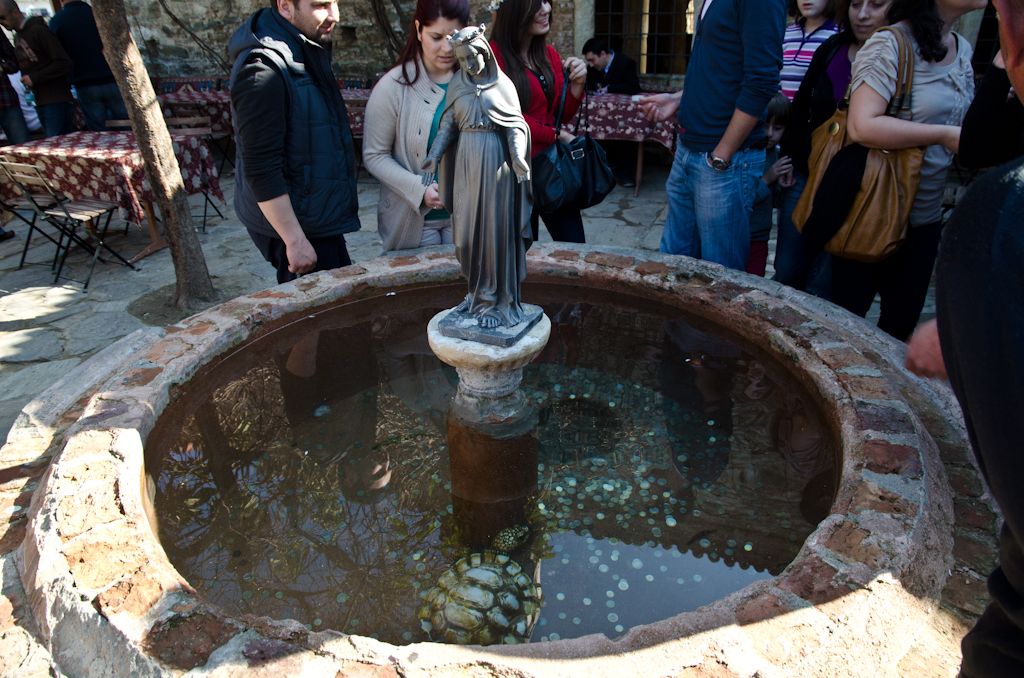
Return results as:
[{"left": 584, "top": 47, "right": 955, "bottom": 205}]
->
[{"left": 437, "top": 303, "right": 544, "bottom": 348}]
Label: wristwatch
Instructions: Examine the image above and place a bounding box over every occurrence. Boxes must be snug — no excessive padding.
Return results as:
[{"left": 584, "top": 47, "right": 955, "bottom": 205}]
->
[{"left": 706, "top": 152, "right": 731, "bottom": 171}]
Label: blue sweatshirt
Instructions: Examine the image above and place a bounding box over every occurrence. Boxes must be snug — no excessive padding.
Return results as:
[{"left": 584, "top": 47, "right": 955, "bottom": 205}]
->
[{"left": 678, "top": 0, "right": 786, "bottom": 152}]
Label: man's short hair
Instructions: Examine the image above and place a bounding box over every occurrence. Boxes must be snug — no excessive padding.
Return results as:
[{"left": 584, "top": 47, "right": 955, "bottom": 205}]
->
[{"left": 582, "top": 37, "right": 609, "bottom": 56}]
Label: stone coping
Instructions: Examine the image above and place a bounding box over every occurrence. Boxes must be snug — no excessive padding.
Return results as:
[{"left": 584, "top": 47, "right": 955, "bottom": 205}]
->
[{"left": 14, "top": 244, "right": 964, "bottom": 677}]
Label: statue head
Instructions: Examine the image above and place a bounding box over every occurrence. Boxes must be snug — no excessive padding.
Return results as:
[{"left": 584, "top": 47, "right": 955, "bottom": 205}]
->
[{"left": 449, "top": 24, "right": 492, "bottom": 78}]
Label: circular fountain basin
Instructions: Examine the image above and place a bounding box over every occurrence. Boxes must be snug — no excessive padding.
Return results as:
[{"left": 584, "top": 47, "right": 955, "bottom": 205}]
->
[{"left": 18, "top": 244, "right": 961, "bottom": 677}]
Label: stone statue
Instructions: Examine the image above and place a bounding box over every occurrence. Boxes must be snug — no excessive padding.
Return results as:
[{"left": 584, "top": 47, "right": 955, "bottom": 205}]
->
[{"left": 422, "top": 25, "right": 534, "bottom": 333}]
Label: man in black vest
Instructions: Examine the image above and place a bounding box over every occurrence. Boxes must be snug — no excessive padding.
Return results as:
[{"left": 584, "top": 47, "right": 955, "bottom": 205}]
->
[
  {"left": 583, "top": 38, "right": 640, "bottom": 95},
  {"left": 229, "top": 0, "right": 360, "bottom": 284}
]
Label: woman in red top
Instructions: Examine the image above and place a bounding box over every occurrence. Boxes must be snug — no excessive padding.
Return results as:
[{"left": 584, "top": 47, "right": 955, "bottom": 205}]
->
[{"left": 491, "top": 0, "right": 588, "bottom": 243}]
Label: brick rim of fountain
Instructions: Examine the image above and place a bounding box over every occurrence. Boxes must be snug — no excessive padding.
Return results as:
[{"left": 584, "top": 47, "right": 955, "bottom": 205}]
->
[{"left": 13, "top": 244, "right": 963, "bottom": 677}]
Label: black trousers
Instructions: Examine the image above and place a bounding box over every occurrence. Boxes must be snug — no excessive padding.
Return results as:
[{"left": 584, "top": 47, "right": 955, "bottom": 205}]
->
[
  {"left": 531, "top": 209, "right": 585, "bottom": 244},
  {"left": 830, "top": 220, "right": 942, "bottom": 342},
  {"left": 248, "top": 229, "right": 352, "bottom": 285},
  {"left": 936, "top": 167, "right": 1024, "bottom": 676}
]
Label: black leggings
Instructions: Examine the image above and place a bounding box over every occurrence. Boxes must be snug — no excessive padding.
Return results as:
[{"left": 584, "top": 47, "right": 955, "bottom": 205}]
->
[
  {"left": 531, "top": 209, "right": 585, "bottom": 243},
  {"left": 830, "top": 220, "right": 942, "bottom": 342}
]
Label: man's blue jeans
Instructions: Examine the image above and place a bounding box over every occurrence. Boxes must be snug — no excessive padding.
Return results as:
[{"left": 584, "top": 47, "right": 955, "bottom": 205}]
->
[
  {"left": 37, "top": 102, "right": 74, "bottom": 138},
  {"left": 660, "top": 145, "right": 765, "bottom": 271},
  {"left": 773, "top": 171, "right": 832, "bottom": 299},
  {"left": 76, "top": 81, "right": 129, "bottom": 132},
  {"left": 0, "top": 105, "right": 29, "bottom": 144}
]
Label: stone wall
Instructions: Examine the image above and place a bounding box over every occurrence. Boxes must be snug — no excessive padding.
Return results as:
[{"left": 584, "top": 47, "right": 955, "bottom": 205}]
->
[{"left": 122, "top": 0, "right": 576, "bottom": 80}]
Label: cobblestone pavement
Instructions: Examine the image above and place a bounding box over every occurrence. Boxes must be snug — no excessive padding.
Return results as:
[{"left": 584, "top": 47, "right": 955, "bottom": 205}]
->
[{"left": 0, "top": 153, "right": 979, "bottom": 677}]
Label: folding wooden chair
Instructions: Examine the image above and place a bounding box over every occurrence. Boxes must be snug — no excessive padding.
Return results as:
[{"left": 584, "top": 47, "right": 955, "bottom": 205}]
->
[
  {"left": 0, "top": 158, "right": 135, "bottom": 289},
  {"left": 107, "top": 116, "right": 225, "bottom": 231}
]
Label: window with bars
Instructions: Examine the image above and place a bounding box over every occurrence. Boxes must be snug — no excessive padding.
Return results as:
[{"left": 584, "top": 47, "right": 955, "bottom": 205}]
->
[{"left": 592, "top": 0, "right": 695, "bottom": 80}]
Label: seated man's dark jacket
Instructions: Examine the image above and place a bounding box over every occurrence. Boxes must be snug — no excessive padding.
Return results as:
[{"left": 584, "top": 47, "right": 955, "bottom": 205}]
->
[
  {"left": 228, "top": 8, "right": 359, "bottom": 240},
  {"left": 586, "top": 52, "right": 640, "bottom": 95}
]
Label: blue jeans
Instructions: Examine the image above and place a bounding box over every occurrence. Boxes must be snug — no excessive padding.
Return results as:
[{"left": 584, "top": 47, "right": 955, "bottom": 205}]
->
[
  {"left": 0, "top": 105, "right": 29, "bottom": 144},
  {"left": 37, "top": 102, "right": 74, "bottom": 138},
  {"left": 76, "top": 81, "right": 129, "bottom": 132},
  {"left": 660, "top": 145, "right": 765, "bottom": 271},
  {"left": 773, "top": 172, "right": 833, "bottom": 299}
]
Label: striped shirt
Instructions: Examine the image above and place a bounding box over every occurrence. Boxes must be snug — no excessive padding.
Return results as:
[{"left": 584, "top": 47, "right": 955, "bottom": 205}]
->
[{"left": 780, "top": 17, "right": 838, "bottom": 101}]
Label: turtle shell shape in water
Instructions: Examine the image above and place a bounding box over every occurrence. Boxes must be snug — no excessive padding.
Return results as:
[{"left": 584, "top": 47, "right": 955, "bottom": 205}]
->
[
  {"left": 490, "top": 525, "right": 529, "bottom": 553},
  {"left": 418, "top": 551, "right": 543, "bottom": 645}
]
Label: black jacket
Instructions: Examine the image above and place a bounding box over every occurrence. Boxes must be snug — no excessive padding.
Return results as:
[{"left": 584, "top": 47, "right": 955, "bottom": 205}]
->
[
  {"left": 782, "top": 33, "right": 849, "bottom": 177},
  {"left": 229, "top": 9, "right": 360, "bottom": 240},
  {"left": 586, "top": 52, "right": 641, "bottom": 95},
  {"left": 959, "top": 64, "right": 1024, "bottom": 169}
]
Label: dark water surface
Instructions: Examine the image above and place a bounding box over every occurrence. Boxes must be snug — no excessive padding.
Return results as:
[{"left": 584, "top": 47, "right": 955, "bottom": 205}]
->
[{"left": 149, "top": 284, "right": 838, "bottom": 645}]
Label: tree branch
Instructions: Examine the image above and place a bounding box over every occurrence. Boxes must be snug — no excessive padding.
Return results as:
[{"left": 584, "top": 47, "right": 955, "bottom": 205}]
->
[{"left": 155, "top": 0, "right": 231, "bottom": 74}]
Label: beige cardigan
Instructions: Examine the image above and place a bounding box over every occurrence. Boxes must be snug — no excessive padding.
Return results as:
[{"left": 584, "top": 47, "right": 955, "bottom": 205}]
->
[{"left": 363, "top": 61, "right": 450, "bottom": 251}]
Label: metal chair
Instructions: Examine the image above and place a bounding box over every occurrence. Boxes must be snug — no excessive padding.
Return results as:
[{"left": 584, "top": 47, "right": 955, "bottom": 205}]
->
[{"left": 0, "top": 158, "right": 135, "bottom": 289}]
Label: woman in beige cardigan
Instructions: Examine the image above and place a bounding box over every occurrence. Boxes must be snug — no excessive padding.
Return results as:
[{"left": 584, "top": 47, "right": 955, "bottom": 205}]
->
[{"left": 363, "top": 0, "right": 471, "bottom": 251}]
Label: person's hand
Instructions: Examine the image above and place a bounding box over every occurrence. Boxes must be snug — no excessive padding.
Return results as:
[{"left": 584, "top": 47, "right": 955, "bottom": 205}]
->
[
  {"left": 513, "top": 155, "right": 530, "bottom": 183},
  {"left": 563, "top": 56, "right": 587, "bottom": 99},
  {"left": 284, "top": 233, "right": 317, "bottom": 275},
  {"left": 557, "top": 129, "right": 575, "bottom": 144},
  {"left": 994, "top": 50, "right": 1006, "bottom": 70},
  {"left": 763, "top": 156, "right": 793, "bottom": 185},
  {"left": 639, "top": 92, "right": 680, "bottom": 122},
  {"left": 20, "top": 74, "right": 31, "bottom": 88},
  {"left": 778, "top": 168, "right": 796, "bottom": 188},
  {"left": 597, "top": 85, "right": 608, "bottom": 94},
  {"left": 941, "top": 126, "right": 961, "bottom": 154},
  {"left": 423, "top": 182, "right": 443, "bottom": 210},
  {"left": 904, "top": 319, "right": 948, "bottom": 380}
]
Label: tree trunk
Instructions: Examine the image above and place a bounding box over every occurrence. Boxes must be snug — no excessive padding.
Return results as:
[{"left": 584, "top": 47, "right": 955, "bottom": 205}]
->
[{"left": 92, "top": 0, "right": 217, "bottom": 311}]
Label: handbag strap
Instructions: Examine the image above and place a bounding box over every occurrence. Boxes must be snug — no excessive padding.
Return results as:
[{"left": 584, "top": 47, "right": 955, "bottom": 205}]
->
[
  {"left": 840, "top": 26, "right": 916, "bottom": 119},
  {"left": 879, "top": 26, "right": 915, "bottom": 119},
  {"left": 553, "top": 67, "right": 570, "bottom": 130}
]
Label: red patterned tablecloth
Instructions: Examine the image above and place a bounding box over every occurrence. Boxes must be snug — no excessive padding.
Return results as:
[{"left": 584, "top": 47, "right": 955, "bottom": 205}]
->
[
  {"left": 158, "top": 88, "right": 372, "bottom": 137},
  {"left": 0, "top": 131, "right": 225, "bottom": 225},
  {"left": 159, "top": 90, "right": 233, "bottom": 138},
  {"left": 563, "top": 93, "right": 678, "bottom": 149}
]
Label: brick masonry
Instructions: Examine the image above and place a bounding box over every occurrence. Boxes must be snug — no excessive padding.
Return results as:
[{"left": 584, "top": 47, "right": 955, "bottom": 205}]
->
[{"left": 0, "top": 244, "right": 996, "bottom": 677}]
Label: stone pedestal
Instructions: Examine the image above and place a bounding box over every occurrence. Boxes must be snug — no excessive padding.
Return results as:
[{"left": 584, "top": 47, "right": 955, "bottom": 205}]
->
[{"left": 428, "top": 308, "right": 551, "bottom": 507}]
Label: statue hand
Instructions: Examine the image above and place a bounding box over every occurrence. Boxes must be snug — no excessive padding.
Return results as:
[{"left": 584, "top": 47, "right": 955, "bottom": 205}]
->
[
  {"left": 421, "top": 157, "right": 438, "bottom": 178},
  {"left": 513, "top": 156, "right": 530, "bottom": 183}
]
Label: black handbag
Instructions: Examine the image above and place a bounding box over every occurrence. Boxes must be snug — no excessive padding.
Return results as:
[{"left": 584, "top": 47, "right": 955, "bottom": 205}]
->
[{"left": 532, "top": 70, "right": 615, "bottom": 213}]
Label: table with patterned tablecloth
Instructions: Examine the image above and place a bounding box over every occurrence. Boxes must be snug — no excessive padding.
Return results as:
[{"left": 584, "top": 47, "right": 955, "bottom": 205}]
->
[
  {"left": 158, "top": 88, "right": 372, "bottom": 137},
  {"left": 0, "top": 131, "right": 224, "bottom": 226},
  {"left": 562, "top": 92, "right": 679, "bottom": 196},
  {"left": 159, "top": 90, "right": 233, "bottom": 138}
]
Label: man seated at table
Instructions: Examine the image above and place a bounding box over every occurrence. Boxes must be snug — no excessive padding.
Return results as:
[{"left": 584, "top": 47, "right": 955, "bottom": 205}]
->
[
  {"left": 583, "top": 38, "right": 640, "bottom": 95},
  {"left": 582, "top": 37, "right": 641, "bottom": 187},
  {"left": 228, "top": 0, "right": 360, "bottom": 285},
  {"left": 0, "top": 0, "right": 75, "bottom": 138}
]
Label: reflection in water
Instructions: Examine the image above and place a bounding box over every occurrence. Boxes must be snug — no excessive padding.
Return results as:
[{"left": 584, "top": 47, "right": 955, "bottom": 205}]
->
[{"left": 152, "top": 299, "right": 837, "bottom": 645}]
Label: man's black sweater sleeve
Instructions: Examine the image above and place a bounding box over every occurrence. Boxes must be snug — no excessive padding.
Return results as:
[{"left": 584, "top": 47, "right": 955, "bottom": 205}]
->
[
  {"left": 960, "top": 64, "right": 1024, "bottom": 169},
  {"left": 606, "top": 55, "right": 640, "bottom": 95},
  {"left": 231, "top": 54, "right": 290, "bottom": 202}
]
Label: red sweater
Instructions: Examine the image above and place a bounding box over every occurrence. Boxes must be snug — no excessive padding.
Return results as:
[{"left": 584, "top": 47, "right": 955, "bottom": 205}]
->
[{"left": 491, "top": 42, "right": 582, "bottom": 157}]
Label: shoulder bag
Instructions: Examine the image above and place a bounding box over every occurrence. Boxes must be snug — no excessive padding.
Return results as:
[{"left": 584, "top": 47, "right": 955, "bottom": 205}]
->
[
  {"left": 793, "top": 26, "right": 926, "bottom": 263},
  {"left": 532, "top": 70, "right": 615, "bottom": 213}
]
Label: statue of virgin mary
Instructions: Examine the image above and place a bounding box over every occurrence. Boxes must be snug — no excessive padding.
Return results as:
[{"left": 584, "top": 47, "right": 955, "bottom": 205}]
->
[{"left": 422, "top": 25, "right": 533, "bottom": 330}]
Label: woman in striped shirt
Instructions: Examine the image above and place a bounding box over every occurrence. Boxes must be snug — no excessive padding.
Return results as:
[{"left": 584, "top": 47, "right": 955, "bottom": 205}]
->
[{"left": 780, "top": 0, "right": 840, "bottom": 101}]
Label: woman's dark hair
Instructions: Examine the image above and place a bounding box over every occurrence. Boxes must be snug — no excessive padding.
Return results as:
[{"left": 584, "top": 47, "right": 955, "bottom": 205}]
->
[
  {"left": 887, "top": 0, "right": 946, "bottom": 62},
  {"left": 766, "top": 91, "right": 793, "bottom": 128},
  {"left": 491, "top": 0, "right": 555, "bottom": 113},
  {"left": 393, "top": 0, "right": 472, "bottom": 85},
  {"left": 788, "top": 0, "right": 838, "bottom": 22}
]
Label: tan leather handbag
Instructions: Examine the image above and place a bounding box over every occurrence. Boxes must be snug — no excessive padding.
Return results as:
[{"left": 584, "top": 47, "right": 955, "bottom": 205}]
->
[{"left": 793, "top": 26, "right": 925, "bottom": 263}]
